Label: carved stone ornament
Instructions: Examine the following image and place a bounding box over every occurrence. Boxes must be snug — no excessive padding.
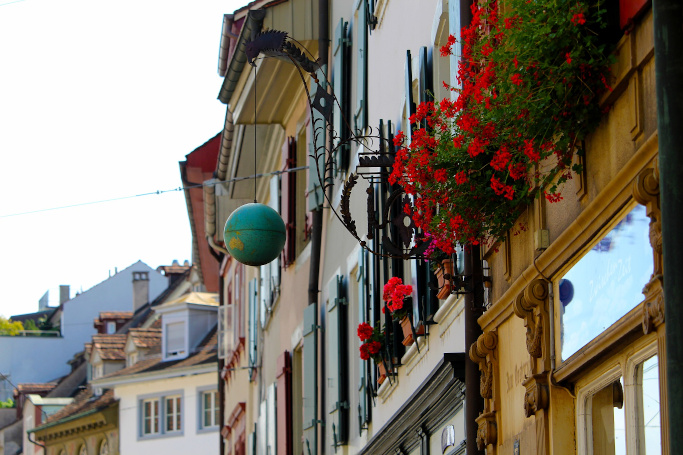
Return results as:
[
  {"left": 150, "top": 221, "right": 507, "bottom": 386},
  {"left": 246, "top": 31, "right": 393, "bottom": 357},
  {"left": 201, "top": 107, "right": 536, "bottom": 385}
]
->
[
  {"left": 642, "top": 276, "right": 664, "bottom": 334},
  {"left": 513, "top": 279, "right": 549, "bottom": 358},
  {"left": 469, "top": 331, "right": 498, "bottom": 399},
  {"left": 633, "top": 164, "right": 662, "bottom": 276},
  {"left": 522, "top": 373, "right": 549, "bottom": 418},
  {"left": 475, "top": 411, "right": 498, "bottom": 450}
]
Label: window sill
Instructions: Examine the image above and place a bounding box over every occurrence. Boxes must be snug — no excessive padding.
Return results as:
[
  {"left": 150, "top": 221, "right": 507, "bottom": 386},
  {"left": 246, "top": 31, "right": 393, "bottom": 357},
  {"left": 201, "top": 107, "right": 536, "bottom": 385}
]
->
[
  {"left": 197, "top": 426, "right": 219, "bottom": 434},
  {"left": 401, "top": 336, "right": 428, "bottom": 375},
  {"left": 433, "top": 294, "right": 465, "bottom": 338},
  {"left": 137, "top": 431, "right": 184, "bottom": 441},
  {"left": 377, "top": 371, "right": 398, "bottom": 403}
]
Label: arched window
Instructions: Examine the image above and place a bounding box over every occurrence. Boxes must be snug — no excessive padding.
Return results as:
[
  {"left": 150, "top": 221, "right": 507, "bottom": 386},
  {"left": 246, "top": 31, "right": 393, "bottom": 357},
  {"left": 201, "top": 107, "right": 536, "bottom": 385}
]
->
[
  {"left": 78, "top": 445, "right": 87, "bottom": 455},
  {"left": 99, "top": 439, "right": 109, "bottom": 455}
]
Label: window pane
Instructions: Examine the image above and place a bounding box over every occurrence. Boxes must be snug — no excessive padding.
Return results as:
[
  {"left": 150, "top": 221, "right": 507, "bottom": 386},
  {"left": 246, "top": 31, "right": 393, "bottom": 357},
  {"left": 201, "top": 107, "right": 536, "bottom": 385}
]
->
[
  {"left": 560, "top": 205, "right": 653, "bottom": 360},
  {"left": 591, "top": 379, "right": 626, "bottom": 455},
  {"left": 153, "top": 400, "right": 159, "bottom": 433},
  {"left": 638, "top": 356, "right": 661, "bottom": 454},
  {"left": 166, "top": 322, "right": 185, "bottom": 356},
  {"left": 214, "top": 392, "right": 219, "bottom": 427}
]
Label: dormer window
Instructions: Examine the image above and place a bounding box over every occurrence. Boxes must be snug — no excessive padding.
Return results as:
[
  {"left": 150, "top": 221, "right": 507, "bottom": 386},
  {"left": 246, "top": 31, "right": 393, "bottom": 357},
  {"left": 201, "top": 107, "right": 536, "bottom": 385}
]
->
[
  {"left": 127, "top": 351, "right": 138, "bottom": 368},
  {"left": 164, "top": 321, "right": 186, "bottom": 360},
  {"left": 106, "top": 321, "right": 116, "bottom": 334}
]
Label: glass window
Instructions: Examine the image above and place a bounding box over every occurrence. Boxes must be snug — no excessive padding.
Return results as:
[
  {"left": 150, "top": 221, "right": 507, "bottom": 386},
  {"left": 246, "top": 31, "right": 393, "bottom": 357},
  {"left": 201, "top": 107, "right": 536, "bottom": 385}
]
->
[
  {"left": 559, "top": 205, "right": 653, "bottom": 360},
  {"left": 202, "top": 390, "right": 218, "bottom": 428},
  {"left": 142, "top": 398, "right": 160, "bottom": 435},
  {"left": 636, "top": 355, "right": 661, "bottom": 454},
  {"left": 106, "top": 321, "right": 116, "bottom": 334},
  {"left": 79, "top": 445, "right": 87, "bottom": 455},
  {"left": 98, "top": 439, "right": 109, "bottom": 455},
  {"left": 591, "top": 379, "right": 626, "bottom": 455},
  {"left": 165, "top": 395, "right": 182, "bottom": 432}
]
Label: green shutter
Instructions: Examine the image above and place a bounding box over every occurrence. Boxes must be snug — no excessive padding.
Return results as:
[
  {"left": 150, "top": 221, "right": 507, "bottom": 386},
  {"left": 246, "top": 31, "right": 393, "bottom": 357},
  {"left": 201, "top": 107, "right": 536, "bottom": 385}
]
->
[
  {"left": 356, "top": 249, "right": 369, "bottom": 432},
  {"left": 333, "top": 18, "right": 351, "bottom": 176},
  {"left": 355, "top": 0, "right": 368, "bottom": 134},
  {"left": 302, "top": 304, "right": 318, "bottom": 451},
  {"left": 248, "top": 278, "right": 258, "bottom": 378},
  {"left": 327, "top": 275, "right": 348, "bottom": 448},
  {"left": 309, "top": 66, "right": 327, "bottom": 212}
]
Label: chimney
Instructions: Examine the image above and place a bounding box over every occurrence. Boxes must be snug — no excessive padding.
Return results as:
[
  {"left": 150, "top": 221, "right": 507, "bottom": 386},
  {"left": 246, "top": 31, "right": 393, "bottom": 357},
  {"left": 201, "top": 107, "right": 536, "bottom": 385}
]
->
[
  {"left": 39, "top": 291, "right": 49, "bottom": 311},
  {"left": 132, "top": 272, "right": 150, "bottom": 311},
  {"left": 59, "top": 285, "right": 70, "bottom": 305}
]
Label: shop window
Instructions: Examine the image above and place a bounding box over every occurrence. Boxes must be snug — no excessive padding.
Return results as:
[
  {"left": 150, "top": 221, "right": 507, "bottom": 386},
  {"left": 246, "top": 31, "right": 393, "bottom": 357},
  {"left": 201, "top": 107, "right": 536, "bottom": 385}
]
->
[
  {"left": 559, "top": 204, "right": 653, "bottom": 361},
  {"left": 577, "top": 345, "right": 661, "bottom": 455}
]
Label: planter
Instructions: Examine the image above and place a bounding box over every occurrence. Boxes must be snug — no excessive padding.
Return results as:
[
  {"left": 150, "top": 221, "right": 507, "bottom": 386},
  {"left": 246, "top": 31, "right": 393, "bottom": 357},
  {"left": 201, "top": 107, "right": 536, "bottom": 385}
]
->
[
  {"left": 436, "top": 259, "right": 454, "bottom": 300},
  {"left": 377, "top": 362, "right": 387, "bottom": 385},
  {"left": 400, "top": 316, "right": 425, "bottom": 346}
]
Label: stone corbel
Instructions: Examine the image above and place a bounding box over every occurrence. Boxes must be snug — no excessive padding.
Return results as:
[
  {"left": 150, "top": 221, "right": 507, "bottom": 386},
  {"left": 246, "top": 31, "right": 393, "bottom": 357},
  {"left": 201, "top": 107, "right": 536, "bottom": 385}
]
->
[
  {"left": 513, "top": 279, "right": 549, "bottom": 359},
  {"left": 469, "top": 331, "right": 498, "bottom": 399},
  {"left": 475, "top": 411, "right": 498, "bottom": 450},
  {"left": 633, "top": 163, "right": 662, "bottom": 275},
  {"left": 522, "top": 373, "right": 549, "bottom": 418},
  {"left": 642, "top": 276, "right": 664, "bottom": 334}
]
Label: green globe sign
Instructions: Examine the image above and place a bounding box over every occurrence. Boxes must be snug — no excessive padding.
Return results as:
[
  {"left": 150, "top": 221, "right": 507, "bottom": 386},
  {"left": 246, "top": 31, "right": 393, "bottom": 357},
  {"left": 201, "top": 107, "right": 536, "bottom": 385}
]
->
[{"left": 223, "top": 203, "right": 286, "bottom": 266}]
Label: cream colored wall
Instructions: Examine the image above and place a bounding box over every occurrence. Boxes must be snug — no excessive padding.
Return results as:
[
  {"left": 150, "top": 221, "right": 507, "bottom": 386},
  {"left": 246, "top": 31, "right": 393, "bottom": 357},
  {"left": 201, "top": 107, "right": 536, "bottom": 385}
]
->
[{"left": 115, "top": 372, "right": 217, "bottom": 455}]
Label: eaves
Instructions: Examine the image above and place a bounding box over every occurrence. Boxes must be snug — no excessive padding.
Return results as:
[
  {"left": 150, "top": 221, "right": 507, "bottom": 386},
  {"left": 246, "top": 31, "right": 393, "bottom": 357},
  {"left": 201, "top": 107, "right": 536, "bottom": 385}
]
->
[{"left": 91, "top": 363, "right": 217, "bottom": 389}]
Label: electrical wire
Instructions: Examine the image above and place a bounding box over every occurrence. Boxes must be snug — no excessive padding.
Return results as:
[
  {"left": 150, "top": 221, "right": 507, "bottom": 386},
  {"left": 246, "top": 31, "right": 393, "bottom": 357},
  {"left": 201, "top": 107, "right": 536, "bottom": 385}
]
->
[{"left": 0, "top": 166, "right": 309, "bottom": 219}]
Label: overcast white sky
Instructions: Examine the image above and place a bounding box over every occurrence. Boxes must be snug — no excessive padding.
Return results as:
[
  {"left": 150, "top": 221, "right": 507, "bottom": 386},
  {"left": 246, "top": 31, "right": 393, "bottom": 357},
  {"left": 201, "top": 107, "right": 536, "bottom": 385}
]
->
[{"left": 0, "top": 0, "right": 247, "bottom": 318}]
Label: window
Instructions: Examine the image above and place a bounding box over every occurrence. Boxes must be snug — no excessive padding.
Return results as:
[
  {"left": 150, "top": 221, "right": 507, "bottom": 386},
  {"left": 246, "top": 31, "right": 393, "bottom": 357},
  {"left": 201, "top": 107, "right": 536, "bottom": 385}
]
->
[
  {"left": 139, "top": 392, "right": 183, "bottom": 439},
  {"left": 164, "top": 321, "right": 186, "bottom": 360},
  {"left": 165, "top": 395, "right": 182, "bottom": 433},
  {"left": 142, "top": 398, "right": 160, "bottom": 436},
  {"left": 218, "top": 305, "right": 235, "bottom": 359},
  {"left": 79, "top": 445, "right": 87, "bottom": 455},
  {"left": 559, "top": 205, "right": 653, "bottom": 360},
  {"left": 106, "top": 321, "right": 116, "bottom": 334},
  {"left": 98, "top": 439, "right": 109, "bottom": 455},
  {"left": 127, "top": 351, "right": 138, "bottom": 368},
  {"left": 577, "top": 344, "right": 661, "bottom": 455},
  {"left": 200, "top": 390, "right": 219, "bottom": 429}
]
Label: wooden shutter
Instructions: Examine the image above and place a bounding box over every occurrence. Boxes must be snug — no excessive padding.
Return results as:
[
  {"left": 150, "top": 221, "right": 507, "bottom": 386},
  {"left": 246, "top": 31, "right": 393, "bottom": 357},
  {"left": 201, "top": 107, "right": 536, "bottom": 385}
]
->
[
  {"left": 333, "top": 18, "right": 351, "bottom": 176},
  {"left": 355, "top": 0, "right": 368, "bottom": 133},
  {"left": 248, "top": 278, "right": 258, "bottom": 378},
  {"left": 309, "top": 69, "right": 326, "bottom": 212},
  {"left": 327, "top": 275, "right": 348, "bottom": 447},
  {"left": 276, "top": 352, "right": 292, "bottom": 455},
  {"left": 281, "top": 138, "right": 296, "bottom": 267},
  {"left": 405, "top": 49, "right": 416, "bottom": 143},
  {"left": 356, "top": 249, "right": 370, "bottom": 432},
  {"left": 302, "top": 304, "right": 317, "bottom": 452}
]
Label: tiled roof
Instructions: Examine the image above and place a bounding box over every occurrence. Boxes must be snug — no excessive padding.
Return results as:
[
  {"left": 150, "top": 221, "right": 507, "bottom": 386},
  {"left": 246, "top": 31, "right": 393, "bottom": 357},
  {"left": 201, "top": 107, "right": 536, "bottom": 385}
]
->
[
  {"left": 128, "top": 328, "right": 161, "bottom": 349},
  {"left": 15, "top": 383, "right": 57, "bottom": 395},
  {"left": 91, "top": 334, "right": 126, "bottom": 361},
  {"left": 42, "top": 386, "right": 115, "bottom": 427},
  {"left": 156, "top": 291, "right": 219, "bottom": 309},
  {"left": 96, "top": 312, "right": 133, "bottom": 321},
  {"left": 100, "top": 327, "right": 218, "bottom": 381}
]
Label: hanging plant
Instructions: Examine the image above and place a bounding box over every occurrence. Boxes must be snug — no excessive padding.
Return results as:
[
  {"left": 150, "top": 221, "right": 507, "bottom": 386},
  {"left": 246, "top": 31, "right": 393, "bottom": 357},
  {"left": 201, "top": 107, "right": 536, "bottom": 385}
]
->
[
  {"left": 391, "top": 0, "right": 613, "bottom": 250},
  {"left": 382, "top": 277, "right": 413, "bottom": 321}
]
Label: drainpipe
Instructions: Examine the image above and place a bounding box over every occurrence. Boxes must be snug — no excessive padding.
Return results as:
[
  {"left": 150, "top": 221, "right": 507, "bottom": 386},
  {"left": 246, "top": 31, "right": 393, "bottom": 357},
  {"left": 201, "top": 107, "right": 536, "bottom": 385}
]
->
[
  {"left": 309, "top": 0, "right": 329, "bottom": 453},
  {"left": 464, "top": 244, "right": 484, "bottom": 455},
  {"left": 218, "top": 274, "right": 226, "bottom": 455},
  {"left": 653, "top": 0, "right": 683, "bottom": 450}
]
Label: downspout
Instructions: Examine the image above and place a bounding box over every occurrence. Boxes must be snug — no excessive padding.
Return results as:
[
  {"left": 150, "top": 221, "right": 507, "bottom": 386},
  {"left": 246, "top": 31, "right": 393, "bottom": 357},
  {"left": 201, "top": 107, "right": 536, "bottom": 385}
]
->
[
  {"left": 204, "top": 179, "right": 229, "bottom": 256},
  {"left": 309, "top": 0, "right": 329, "bottom": 453},
  {"left": 27, "top": 431, "right": 46, "bottom": 451},
  {"left": 464, "top": 244, "right": 484, "bottom": 455},
  {"left": 653, "top": 0, "right": 683, "bottom": 450},
  {"left": 218, "top": 274, "right": 226, "bottom": 455}
]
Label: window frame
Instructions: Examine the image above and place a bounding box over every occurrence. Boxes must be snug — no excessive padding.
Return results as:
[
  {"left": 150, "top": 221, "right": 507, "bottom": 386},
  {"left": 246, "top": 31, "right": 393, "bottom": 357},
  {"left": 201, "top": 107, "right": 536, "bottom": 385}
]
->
[
  {"left": 163, "top": 319, "right": 187, "bottom": 361},
  {"left": 137, "top": 390, "right": 184, "bottom": 440},
  {"left": 197, "top": 386, "right": 220, "bottom": 433},
  {"left": 575, "top": 341, "right": 659, "bottom": 455}
]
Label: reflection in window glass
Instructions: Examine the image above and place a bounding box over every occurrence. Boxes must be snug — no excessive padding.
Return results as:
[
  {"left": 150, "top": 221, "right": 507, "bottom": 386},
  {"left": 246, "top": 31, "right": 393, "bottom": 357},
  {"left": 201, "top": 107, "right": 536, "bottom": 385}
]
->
[
  {"left": 560, "top": 205, "right": 652, "bottom": 360},
  {"left": 591, "top": 379, "right": 625, "bottom": 455},
  {"left": 638, "top": 356, "right": 661, "bottom": 454}
]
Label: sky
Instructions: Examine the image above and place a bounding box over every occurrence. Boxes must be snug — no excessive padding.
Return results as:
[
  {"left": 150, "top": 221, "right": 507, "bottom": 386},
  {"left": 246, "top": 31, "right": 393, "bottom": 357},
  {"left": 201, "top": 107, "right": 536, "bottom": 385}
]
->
[{"left": 0, "top": 0, "right": 248, "bottom": 318}]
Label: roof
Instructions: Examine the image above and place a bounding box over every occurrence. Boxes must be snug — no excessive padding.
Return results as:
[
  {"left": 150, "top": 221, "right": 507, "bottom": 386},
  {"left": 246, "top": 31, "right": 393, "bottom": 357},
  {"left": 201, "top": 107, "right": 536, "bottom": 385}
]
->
[
  {"left": 91, "top": 334, "right": 126, "bottom": 361},
  {"left": 9, "top": 309, "right": 56, "bottom": 324},
  {"left": 156, "top": 291, "right": 219, "bottom": 310},
  {"left": 15, "top": 383, "right": 57, "bottom": 395},
  {"left": 157, "top": 263, "right": 192, "bottom": 275},
  {"left": 96, "top": 327, "right": 218, "bottom": 383},
  {"left": 34, "top": 386, "right": 116, "bottom": 431},
  {"left": 26, "top": 395, "right": 74, "bottom": 406},
  {"left": 96, "top": 312, "right": 133, "bottom": 320},
  {"left": 128, "top": 328, "right": 161, "bottom": 349}
]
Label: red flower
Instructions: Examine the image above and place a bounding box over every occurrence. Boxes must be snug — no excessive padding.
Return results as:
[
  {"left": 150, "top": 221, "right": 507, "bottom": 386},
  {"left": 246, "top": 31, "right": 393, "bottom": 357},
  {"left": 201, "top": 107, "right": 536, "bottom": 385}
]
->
[
  {"left": 565, "top": 52, "right": 572, "bottom": 65},
  {"left": 357, "top": 322, "right": 374, "bottom": 342},
  {"left": 366, "top": 341, "right": 381, "bottom": 355},
  {"left": 359, "top": 344, "right": 370, "bottom": 361},
  {"left": 511, "top": 73, "right": 524, "bottom": 86},
  {"left": 435, "top": 169, "right": 448, "bottom": 183},
  {"left": 491, "top": 147, "right": 511, "bottom": 171},
  {"left": 455, "top": 171, "right": 468, "bottom": 185},
  {"left": 490, "top": 176, "right": 515, "bottom": 200},
  {"left": 571, "top": 12, "right": 586, "bottom": 25}
]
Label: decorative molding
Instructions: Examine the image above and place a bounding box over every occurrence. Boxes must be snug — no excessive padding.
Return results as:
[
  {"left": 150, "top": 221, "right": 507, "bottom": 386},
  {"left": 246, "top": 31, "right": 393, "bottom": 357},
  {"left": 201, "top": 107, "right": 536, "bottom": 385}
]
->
[
  {"left": 642, "top": 276, "right": 664, "bottom": 334},
  {"left": 513, "top": 279, "right": 548, "bottom": 359},
  {"left": 475, "top": 411, "right": 497, "bottom": 450},
  {"left": 469, "top": 331, "right": 498, "bottom": 399},
  {"left": 522, "top": 373, "right": 549, "bottom": 418}
]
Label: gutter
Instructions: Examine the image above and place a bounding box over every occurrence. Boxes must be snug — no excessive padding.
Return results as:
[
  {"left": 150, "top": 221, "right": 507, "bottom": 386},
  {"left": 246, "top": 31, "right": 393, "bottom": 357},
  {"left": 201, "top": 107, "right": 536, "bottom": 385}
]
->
[
  {"left": 217, "top": 9, "right": 267, "bottom": 106},
  {"left": 91, "top": 363, "right": 217, "bottom": 389},
  {"left": 218, "top": 15, "right": 237, "bottom": 77},
  {"left": 204, "top": 179, "right": 229, "bottom": 255}
]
